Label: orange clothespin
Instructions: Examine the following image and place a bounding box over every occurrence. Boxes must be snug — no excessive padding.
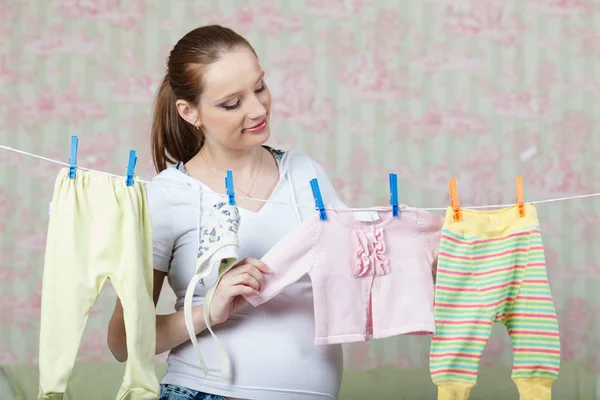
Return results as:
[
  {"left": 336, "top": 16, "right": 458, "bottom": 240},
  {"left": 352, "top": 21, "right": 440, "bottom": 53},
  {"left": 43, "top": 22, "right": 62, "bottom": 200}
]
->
[
  {"left": 448, "top": 178, "right": 461, "bottom": 222},
  {"left": 516, "top": 176, "right": 525, "bottom": 217}
]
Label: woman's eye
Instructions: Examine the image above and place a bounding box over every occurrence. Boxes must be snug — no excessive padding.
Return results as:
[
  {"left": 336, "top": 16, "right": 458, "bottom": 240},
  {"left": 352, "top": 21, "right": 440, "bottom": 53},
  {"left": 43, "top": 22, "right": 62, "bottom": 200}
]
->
[
  {"left": 222, "top": 101, "right": 240, "bottom": 110},
  {"left": 221, "top": 83, "right": 265, "bottom": 110}
]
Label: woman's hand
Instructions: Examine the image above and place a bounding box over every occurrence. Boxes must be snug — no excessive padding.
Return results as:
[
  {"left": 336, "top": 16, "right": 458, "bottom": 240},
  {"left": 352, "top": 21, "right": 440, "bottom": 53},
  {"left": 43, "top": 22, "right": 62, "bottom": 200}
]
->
[{"left": 208, "top": 257, "right": 271, "bottom": 326}]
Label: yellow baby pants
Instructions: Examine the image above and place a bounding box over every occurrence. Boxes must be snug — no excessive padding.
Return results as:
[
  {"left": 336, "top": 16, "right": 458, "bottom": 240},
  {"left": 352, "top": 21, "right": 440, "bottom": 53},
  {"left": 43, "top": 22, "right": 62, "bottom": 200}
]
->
[{"left": 38, "top": 169, "right": 159, "bottom": 399}]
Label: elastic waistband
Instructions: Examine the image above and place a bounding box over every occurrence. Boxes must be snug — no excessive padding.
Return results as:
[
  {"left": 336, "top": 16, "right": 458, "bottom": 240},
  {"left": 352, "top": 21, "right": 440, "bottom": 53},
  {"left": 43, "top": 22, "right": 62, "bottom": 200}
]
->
[
  {"left": 443, "top": 205, "right": 540, "bottom": 238},
  {"left": 56, "top": 167, "right": 142, "bottom": 189}
]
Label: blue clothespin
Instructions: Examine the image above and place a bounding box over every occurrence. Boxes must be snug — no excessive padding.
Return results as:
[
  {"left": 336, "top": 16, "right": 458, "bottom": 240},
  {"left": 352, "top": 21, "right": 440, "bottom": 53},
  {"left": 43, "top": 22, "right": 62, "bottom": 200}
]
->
[
  {"left": 225, "top": 170, "right": 235, "bottom": 205},
  {"left": 310, "top": 178, "right": 327, "bottom": 221},
  {"left": 126, "top": 150, "right": 137, "bottom": 186},
  {"left": 389, "top": 173, "right": 399, "bottom": 217},
  {"left": 68, "top": 136, "right": 78, "bottom": 179}
]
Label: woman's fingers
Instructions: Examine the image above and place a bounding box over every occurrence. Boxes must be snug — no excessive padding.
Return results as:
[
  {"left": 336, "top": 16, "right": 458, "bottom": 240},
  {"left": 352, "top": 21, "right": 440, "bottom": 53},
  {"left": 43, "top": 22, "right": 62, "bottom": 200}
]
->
[
  {"left": 229, "top": 284, "right": 259, "bottom": 298},
  {"left": 237, "top": 257, "right": 272, "bottom": 274},
  {"left": 227, "top": 271, "right": 261, "bottom": 291},
  {"left": 224, "top": 257, "right": 271, "bottom": 290}
]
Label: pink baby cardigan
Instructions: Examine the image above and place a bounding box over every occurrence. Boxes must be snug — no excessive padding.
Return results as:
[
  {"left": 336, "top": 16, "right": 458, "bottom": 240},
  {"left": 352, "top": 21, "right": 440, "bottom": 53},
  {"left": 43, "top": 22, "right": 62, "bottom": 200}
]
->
[{"left": 244, "top": 206, "right": 444, "bottom": 345}]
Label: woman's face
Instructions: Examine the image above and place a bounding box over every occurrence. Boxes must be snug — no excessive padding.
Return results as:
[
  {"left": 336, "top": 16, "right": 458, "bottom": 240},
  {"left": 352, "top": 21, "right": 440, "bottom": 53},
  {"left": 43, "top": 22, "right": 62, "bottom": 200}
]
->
[{"left": 196, "top": 46, "right": 272, "bottom": 151}]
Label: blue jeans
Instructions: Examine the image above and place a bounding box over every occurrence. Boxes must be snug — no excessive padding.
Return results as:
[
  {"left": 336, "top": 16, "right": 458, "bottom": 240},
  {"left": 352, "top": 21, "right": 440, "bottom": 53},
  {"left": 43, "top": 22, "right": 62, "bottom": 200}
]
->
[{"left": 159, "top": 384, "right": 227, "bottom": 400}]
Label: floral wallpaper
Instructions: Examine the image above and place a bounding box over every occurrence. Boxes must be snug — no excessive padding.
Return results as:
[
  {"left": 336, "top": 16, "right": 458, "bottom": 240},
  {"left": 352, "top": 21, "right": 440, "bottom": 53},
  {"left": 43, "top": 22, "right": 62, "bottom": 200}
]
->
[{"left": 0, "top": 0, "right": 598, "bottom": 377}]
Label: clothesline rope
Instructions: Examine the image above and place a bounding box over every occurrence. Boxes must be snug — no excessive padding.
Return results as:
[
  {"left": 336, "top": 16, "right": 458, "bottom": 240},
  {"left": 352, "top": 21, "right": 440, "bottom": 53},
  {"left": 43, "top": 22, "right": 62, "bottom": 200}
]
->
[{"left": 1, "top": 144, "right": 599, "bottom": 212}]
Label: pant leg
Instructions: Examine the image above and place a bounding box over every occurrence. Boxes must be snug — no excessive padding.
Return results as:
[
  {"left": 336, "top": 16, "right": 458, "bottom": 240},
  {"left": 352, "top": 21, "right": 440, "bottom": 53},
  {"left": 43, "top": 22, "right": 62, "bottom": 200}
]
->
[
  {"left": 430, "top": 229, "right": 493, "bottom": 400},
  {"left": 38, "top": 169, "right": 110, "bottom": 400},
  {"left": 110, "top": 178, "right": 160, "bottom": 400},
  {"left": 503, "top": 228, "right": 560, "bottom": 400}
]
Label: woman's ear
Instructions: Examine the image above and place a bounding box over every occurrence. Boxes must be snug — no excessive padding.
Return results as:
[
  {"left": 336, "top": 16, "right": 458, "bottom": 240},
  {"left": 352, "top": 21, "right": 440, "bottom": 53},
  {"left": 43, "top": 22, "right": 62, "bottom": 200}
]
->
[{"left": 176, "top": 99, "right": 201, "bottom": 128}]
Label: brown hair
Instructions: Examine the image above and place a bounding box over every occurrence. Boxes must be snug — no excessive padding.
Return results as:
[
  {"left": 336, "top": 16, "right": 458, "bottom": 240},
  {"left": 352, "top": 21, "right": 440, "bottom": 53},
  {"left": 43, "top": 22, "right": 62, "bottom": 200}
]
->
[{"left": 150, "top": 25, "right": 256, "bottom": 173}]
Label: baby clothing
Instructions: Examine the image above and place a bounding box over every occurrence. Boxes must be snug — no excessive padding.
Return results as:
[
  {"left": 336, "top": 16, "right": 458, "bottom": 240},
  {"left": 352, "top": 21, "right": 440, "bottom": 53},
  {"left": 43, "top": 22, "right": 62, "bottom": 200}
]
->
[
  {"left": 430, "top": 205, "right": 560, "bottom": 400},
  {"left": 244, "top": 206, "right": 444, "bottom": 344},
  {"left": 195, "top": 201, "right": 241, "bottom": 279},
  {"left": 38, "top": 169, "right": 159, "bottom": 400},
  {"left": 184, "top": 200, "right": 241, "bottom": 381},
  {"left": 149, "top": 151, "right": 344, "bottom": 400}
]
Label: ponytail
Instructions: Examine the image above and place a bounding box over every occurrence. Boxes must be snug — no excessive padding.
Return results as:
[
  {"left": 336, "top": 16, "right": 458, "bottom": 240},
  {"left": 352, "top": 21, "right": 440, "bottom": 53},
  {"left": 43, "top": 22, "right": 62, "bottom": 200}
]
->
[{"left": 151, "top": 76, "right": 204, "bottom": 173}]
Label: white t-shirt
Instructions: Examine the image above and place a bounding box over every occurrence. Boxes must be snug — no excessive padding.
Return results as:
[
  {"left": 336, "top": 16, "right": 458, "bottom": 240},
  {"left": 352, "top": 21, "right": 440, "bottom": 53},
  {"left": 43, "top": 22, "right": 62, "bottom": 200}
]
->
[{"left": 147, "top": 148, "right": 345, "bottom": 400}]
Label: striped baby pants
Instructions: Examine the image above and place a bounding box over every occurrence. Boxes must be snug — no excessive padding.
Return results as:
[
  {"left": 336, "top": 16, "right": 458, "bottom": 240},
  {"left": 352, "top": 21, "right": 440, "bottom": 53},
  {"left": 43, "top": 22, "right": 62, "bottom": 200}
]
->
[{"left": 430, "top": 205, "right": 560, "bottom": 400}]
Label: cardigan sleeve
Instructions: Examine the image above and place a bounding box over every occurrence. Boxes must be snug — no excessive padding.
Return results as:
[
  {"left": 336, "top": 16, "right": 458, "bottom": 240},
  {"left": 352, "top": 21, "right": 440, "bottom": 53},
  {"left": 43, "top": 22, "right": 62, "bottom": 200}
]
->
[{"left": 244, "top": 215, "right": 321, "bottom": 307}]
